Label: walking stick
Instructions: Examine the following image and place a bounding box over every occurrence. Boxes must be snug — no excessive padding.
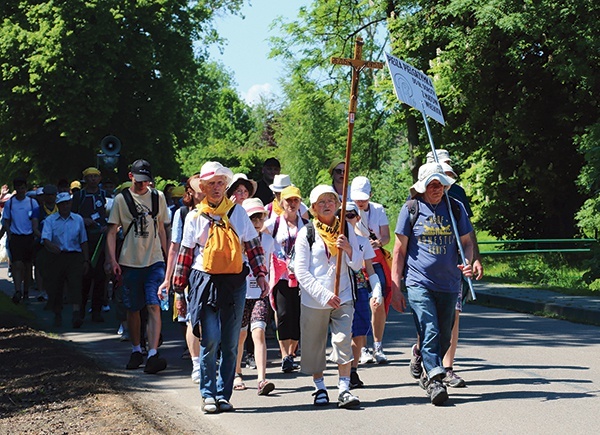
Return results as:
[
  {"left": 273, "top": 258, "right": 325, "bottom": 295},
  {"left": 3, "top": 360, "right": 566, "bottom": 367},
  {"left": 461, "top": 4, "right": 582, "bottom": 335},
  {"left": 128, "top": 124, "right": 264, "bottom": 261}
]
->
[{"left": 330, "top": 37, "right": 384, "bottom": 296}]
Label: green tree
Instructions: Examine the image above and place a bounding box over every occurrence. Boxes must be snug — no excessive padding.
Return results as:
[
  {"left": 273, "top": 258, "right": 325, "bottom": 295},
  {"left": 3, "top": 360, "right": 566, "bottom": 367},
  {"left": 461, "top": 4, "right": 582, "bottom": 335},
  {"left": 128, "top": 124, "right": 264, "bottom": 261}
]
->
[
  {"left": 387, "top": 0, "right": 598, "bottom": 238},
  {"left": 270, "top": 0, "right": 401, "bottom": 198},
  {"left": 0, "top": 0, "right": 243, "bottom": 184}
]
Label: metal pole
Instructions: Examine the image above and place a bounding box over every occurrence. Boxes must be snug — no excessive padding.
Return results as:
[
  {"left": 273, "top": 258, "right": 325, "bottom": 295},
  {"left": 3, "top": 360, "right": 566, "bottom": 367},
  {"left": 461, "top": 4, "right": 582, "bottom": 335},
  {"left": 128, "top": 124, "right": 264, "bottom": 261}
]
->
[{"left": 420, "top": 102, "right": 477, "bottom": 301}]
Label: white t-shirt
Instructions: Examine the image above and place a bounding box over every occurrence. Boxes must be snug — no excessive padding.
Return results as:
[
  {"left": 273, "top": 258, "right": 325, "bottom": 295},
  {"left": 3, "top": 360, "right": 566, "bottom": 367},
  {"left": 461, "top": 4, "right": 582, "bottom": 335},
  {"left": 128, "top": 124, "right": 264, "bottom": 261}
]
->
[
  {"left": 264, "top": 214, "right": 307, "bottom": 281},
  {"left": 181, "top": 204, "right": 258, "bottom": 272},
  {"left": 355, "top": 201, "right": 389, "bottom": 240},
  {"left": 294, "top": 222, "right": 363, "bottom": 309},
  {"left": 108, "top": 189, "right": 170, "bottom": 268}
]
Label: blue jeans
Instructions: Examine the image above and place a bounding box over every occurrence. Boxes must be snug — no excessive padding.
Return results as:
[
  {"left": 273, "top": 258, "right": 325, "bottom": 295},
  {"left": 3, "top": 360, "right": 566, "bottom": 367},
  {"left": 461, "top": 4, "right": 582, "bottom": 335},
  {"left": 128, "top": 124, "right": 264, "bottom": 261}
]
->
[
  {"left": 199, "top": 281, "right": 247, "bottom": 401},
  {"left": 407, "top": 286, "right": 457, "bottom": 379}
]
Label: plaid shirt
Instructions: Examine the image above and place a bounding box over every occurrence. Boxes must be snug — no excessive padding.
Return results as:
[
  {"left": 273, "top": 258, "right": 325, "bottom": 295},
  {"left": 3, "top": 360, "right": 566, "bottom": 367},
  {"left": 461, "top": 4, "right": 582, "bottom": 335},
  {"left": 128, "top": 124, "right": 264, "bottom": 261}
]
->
[{"left": 172, "top": 236, "right": 267, "bottom": 293}]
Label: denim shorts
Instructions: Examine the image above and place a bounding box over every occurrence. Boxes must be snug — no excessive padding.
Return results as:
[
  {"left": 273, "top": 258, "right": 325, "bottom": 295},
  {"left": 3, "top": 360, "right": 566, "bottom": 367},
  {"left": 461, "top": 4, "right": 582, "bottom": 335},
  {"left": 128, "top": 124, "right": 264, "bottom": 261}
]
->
[{"left": 121, "top": 262, "right": 165, "bottom": 311}]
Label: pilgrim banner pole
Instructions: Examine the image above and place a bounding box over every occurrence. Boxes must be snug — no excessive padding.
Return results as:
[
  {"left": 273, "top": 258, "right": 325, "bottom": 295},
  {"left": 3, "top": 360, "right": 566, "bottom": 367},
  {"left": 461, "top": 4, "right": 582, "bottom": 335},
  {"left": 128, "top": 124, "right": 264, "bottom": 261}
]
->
[
  {"left": 330, "top": 37, "right": 384, "bottom": 295},
  {"left": 384, "top": 52, "right": 476, "bottom": 301}
]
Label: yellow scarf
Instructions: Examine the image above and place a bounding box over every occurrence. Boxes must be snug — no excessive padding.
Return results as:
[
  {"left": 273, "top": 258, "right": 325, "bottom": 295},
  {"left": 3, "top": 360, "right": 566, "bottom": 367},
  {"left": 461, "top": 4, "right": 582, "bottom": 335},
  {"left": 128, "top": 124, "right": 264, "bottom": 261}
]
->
[
  {"left": 197, "top": 196, "right": 235, "bottom": 225},
  {"left": 271, "top": 198, "right": 284, "bottom": 216},
  {"left": 43, "top": 203, "right": 58, "bottom": 216},
  {"left": 314, "top": 218, "right": 340, "bottom": 257}
]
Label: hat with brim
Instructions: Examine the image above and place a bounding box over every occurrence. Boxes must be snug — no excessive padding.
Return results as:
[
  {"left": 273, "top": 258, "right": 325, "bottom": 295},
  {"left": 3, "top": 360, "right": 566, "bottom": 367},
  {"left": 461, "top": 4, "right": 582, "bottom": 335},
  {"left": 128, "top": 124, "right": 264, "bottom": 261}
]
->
[
  {"left": 350, "top": 176, "right": 371, "bottom": 201},
  {"left": 56, "top": 192, "right": 72, "bottom": 204},
  {"left": 426, "top": 149, "right": 451, "bottom": 164},
  {"left": 309, "top": 184, "right": 339, "bottom": 206},
  {"left": 171, "top": 185, "right": 186, "bottom": 198},
  {"left": 280, "top": 186, "right": 302, "bottom": 201},
  {"left": 83, "top": 167, "right": 101, "bottom": 177},
  {"left": 227, "top": 173, "right": 257, "bottom": 197},
  {"left": 328, "top": 158, "right": 346, "bottom": 175},
  {"left": 199, "top": 161, "right": 233, "bottom": 185},
  {"left": 242, "top": 198, "right": 268, "bottom": 218},
  {"left": 131, "top": 159, "right": 153, "bottom": 182},
  {"left": 409, "top": 163, "right": 455, "bottom": 198},
  {"left": 441, "top": 162, "right": 457, "bottom": 179},
  {"left": 43, "top": 184, "right": 57, "bottom": 195},
  {"left": 70, "top": 180, "right": 81, "bottom": 190},
  {"left": 269, "top": 174, "right": 292, "bottom": 192}
]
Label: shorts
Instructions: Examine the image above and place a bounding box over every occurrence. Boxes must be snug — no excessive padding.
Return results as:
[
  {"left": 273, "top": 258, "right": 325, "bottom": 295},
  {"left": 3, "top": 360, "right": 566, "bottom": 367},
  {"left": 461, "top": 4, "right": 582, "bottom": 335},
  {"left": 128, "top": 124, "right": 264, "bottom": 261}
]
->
[
  {"left": 352, "top": 285, "right": 372, "bottom": 337},
  {"left": 241, "top": 297, "right": 269, "bottom": 331},
  {"left": 8, "top": 234, "right": 34, "bottom": 263},
  {"left": 121, "top": 262, "right": 165, "bottom": 312}
]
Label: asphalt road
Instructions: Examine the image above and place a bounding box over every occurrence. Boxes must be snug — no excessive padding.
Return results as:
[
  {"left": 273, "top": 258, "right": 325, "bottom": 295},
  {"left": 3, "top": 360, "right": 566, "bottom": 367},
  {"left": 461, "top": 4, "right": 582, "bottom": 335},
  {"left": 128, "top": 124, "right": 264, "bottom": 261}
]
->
[{"left": 1, "top": 263, "right": 599, "bottom": 434}]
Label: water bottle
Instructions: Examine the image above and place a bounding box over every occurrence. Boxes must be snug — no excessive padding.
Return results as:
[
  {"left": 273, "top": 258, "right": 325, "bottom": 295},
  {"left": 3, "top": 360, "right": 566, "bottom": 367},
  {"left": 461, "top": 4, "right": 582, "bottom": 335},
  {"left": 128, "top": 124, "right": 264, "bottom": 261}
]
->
[{"left": 160, "top": 289, "right": 169, "bottom": 311}]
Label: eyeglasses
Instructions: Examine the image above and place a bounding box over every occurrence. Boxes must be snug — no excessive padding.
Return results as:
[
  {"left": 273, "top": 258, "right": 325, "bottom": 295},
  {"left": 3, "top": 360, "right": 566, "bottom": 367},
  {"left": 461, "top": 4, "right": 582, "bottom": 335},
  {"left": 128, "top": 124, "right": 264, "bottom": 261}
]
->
[
  {"left": 234, "top": 188, "right": 249, "bottom": 196},
  {"left": 345, "top": 212, "right": 358, "bottom": 219},
  {"left": 333, "top": 168, "right": 345, "bottom": 175}
]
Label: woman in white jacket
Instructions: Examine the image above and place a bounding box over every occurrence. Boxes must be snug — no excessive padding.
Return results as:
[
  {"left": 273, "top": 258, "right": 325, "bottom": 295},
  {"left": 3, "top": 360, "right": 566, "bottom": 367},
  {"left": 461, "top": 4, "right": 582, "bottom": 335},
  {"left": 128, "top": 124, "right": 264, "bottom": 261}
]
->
[{"left": 294, "top": 185, "right": 364, "bottom": 409}]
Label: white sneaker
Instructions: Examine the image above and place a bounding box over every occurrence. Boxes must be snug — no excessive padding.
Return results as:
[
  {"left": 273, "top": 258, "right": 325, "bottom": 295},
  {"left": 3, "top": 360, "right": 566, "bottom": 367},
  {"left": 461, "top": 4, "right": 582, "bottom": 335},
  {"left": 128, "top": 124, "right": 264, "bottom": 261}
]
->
[
  {"left": 191, "top": 367, "right": 200, "bottom": 384},
  {"left": 373, "top": 349, "right": 388, "bottom": 364},
  {"left": 359, "top": 347, "right": 374, "bottom": 364}
]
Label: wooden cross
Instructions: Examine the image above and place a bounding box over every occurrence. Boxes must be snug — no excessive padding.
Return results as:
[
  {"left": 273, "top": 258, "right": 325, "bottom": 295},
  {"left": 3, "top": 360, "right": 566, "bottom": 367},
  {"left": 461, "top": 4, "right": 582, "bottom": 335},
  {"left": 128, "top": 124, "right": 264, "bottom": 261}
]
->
[{"left": 330, "top": 37, "right": 384, "bottom": 296}]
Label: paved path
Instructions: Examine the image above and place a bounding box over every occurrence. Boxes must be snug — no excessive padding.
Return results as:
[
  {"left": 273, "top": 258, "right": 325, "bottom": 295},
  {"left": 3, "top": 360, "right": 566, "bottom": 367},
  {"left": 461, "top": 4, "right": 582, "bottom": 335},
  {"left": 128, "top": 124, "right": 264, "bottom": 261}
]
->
[{"left": 1, "top": 263, "right": 599, "bottom": 434}]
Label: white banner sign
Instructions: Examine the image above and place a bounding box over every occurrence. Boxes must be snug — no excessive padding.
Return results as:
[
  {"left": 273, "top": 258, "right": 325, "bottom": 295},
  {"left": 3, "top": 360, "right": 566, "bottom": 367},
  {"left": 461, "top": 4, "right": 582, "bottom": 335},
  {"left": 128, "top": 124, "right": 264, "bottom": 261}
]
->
[{"left": 385, "top": 53, "right": 445, "bottom": 126}]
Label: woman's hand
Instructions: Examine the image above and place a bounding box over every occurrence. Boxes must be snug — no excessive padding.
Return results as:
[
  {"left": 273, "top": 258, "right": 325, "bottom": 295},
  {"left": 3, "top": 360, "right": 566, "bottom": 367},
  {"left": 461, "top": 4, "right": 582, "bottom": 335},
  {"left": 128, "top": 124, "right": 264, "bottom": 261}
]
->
[
  {"left": 326, "top": 293, "right": 341, "bottom": 309},
  {"left": 336, "top": 234, "right": 352, "bottom": 256}
]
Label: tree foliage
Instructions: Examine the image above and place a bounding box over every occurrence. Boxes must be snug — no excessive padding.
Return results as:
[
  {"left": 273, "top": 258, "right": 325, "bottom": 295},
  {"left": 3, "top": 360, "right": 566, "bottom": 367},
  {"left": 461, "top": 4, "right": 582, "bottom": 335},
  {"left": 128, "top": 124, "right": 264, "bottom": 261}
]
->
[
  {"left": 269, "top": 0, "right": 402, "bottom": 202},
  {"left": 387, "top": 0, "right": 598, "bottom": 238},
  {"left": 0, "top": 0, "right": 243, "bottom": 184}
]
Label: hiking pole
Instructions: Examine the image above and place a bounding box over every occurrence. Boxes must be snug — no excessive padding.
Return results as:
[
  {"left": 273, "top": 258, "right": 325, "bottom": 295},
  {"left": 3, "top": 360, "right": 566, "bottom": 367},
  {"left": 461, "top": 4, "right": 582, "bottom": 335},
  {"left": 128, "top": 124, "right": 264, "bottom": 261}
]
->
[{"left": 420, "top": 102, "right": 477, "bottom": 301}]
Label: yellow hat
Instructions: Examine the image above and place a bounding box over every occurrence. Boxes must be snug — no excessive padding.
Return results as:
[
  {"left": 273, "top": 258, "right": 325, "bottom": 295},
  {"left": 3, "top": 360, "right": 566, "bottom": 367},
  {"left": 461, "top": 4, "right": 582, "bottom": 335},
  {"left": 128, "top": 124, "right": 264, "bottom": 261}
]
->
[
  {"left": 70, "top": 180, "right": 82, "bottom": 190},
  {"left": 171, "top": 185, "right": 185, "bottom": 198},
  {"left": 82, "top": 167, "right": 101, "bottom": 177},
  {"left": 280, "top": 186, "right": 302, "bottom": 200},
  {"left": 328, "top": 158, "right": 345, "bottom": 175}
]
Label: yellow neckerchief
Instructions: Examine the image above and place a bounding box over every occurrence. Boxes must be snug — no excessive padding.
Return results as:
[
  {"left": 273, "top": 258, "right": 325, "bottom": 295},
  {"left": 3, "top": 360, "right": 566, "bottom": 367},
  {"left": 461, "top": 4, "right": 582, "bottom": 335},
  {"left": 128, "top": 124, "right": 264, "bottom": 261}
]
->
[
  {"left": 314, "top": 217, "right": 340, "bottom": 258},
  {"left": 43, "top": 203, "right": 58, "bottom": 216},
  {"left": 197, "top": 196, "right": 235, "bottom": 225},
  {"left": 272, "top": 198, "right": 284, "bottom": 216}
]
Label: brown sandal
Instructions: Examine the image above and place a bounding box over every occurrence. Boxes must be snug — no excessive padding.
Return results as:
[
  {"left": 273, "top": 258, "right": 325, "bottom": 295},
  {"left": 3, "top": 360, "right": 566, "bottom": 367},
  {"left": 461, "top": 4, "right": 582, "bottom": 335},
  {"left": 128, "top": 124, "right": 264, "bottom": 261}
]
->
[
  {"left": 257, "top": 379, "right": 275, "bottom": 396},
  {"left": 233, "top": 373, "right": 247, "bottom": 391}
]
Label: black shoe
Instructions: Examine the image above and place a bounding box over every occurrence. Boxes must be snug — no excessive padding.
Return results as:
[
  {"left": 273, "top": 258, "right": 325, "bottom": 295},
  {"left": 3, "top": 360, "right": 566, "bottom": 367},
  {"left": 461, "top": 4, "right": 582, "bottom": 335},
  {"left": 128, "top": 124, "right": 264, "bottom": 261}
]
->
[
  {"left": 409, "top": 344, "right": 423, "bottom": 379},
  {"left": 418, "top": 371, "right": 428, "bottom": 390},
  {"left": 427, "top": 379, "right": 449, "bottom": 405},
  {"left": 126, "top": 351, "right": 144, "bottom": 370},
  {"left": 349, "top": 370, "right": 364, "bottom": 389},
  {"left": 12, "top": 291, "right": 22, "bottom": 305},
  {"left": 217, "top": 399, "right": 234, "bottom": 412},
  {"left": 246, "top": 353, "right": 256, "bottom": 369},
  {"left": 144, "top": 354, "right": 167, "bottom": 374},
  {"left": 91, "top": 312, "right": 104, "bottom": 323},
  {"left": 282, "top": 356, "right": 294, "bottom": 373},
  {"left": 53, "top": 312, "right": 62, "bottom": 327},
  {"left": 337, "top": 390, "right": 360, "bottom": 408},
  {"left": 72, "top": 311, "right": 83, "bottom": 329}
]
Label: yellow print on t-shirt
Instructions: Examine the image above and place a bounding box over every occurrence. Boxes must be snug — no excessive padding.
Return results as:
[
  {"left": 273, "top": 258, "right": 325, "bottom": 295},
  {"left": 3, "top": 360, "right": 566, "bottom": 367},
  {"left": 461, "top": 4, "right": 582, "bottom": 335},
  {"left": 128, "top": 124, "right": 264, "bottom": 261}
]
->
[{"left": 419, "top": 215, "right": 454, "bottom": 255}]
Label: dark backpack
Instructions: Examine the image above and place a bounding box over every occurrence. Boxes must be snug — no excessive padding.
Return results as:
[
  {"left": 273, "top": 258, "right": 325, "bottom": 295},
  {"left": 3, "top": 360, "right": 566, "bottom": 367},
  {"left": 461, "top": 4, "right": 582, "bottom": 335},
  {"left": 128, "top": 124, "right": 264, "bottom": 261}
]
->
[
  {"left": 121, "top": 188, "right": 159, "bottom": 239},
  {"left": 289, "top": 221, "right": 358, "bottom": 302}
]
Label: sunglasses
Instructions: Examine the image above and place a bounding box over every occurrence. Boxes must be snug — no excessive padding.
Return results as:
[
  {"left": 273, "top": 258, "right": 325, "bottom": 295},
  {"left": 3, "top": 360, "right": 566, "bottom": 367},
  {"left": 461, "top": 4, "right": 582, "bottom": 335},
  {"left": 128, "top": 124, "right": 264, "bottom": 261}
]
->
[
  {"left": 345, "top": 212, "right": 358, "bottom": 219},
  {"left": 333, "top": 168, "right": 345, "bottom": 175}
]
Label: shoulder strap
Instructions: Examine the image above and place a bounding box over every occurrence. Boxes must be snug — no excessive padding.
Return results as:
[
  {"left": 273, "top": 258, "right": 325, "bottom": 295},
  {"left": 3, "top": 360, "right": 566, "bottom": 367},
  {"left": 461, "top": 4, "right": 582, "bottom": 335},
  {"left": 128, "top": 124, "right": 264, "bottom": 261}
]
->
[
  {"left": 150, "top": 188, "right": 159, "bottom": 217},
  {"left": 121, "top": 189, "right": 139, "bottom": 219},
  {"left": 306, "top": 221, "right": 315, "bottom": 249},
  {"left": 407, "top": 199, "right": 419, "bottom": 228},
  {"left": 180, "top": 205, "right": 190, "bottom": 227},
  {"left": 272, "top": 215, "right": 280, "bottom": 239},
  {"left": 448, "top": 196, "right": 462, "bottom": 222}
]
